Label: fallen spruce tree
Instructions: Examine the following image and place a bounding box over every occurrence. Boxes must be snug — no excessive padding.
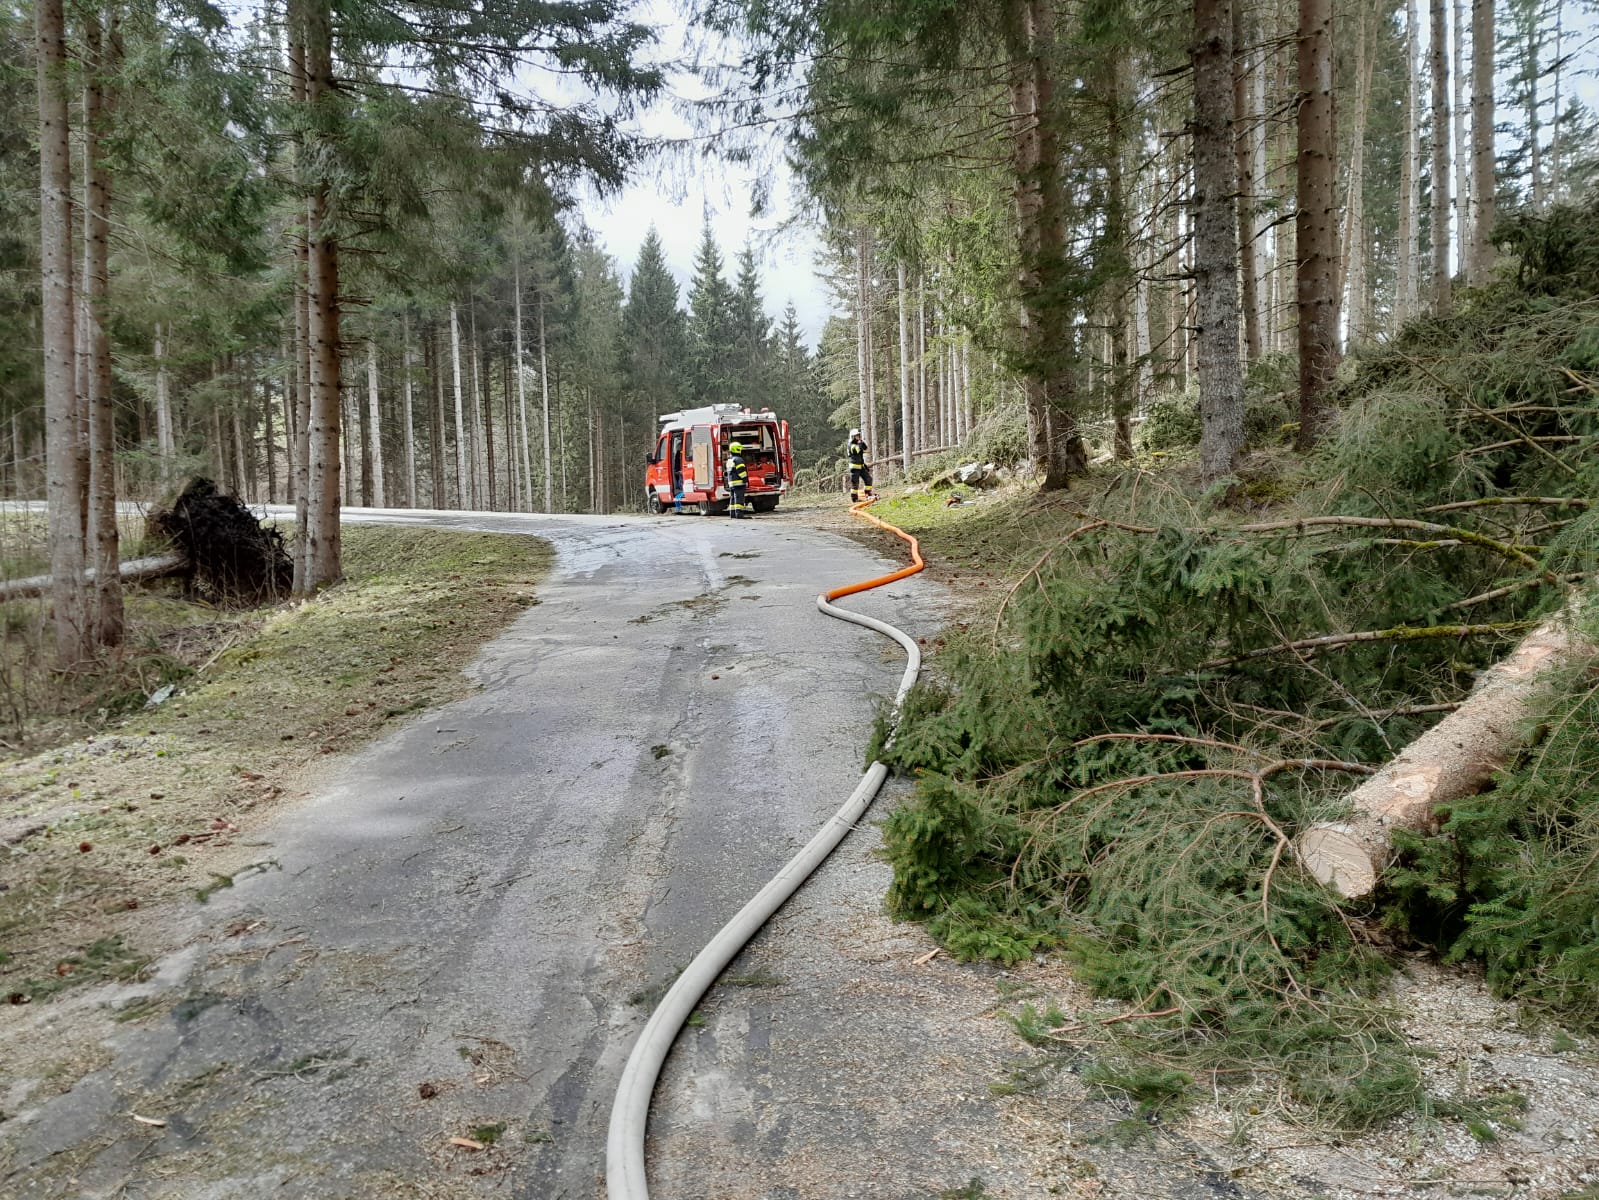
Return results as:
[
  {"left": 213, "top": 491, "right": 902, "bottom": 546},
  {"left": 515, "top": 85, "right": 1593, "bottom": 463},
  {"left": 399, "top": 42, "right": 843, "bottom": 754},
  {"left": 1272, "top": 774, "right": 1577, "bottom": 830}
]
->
[{"left": 878, "top": 198, "right": 1599, "bottom": 1128}]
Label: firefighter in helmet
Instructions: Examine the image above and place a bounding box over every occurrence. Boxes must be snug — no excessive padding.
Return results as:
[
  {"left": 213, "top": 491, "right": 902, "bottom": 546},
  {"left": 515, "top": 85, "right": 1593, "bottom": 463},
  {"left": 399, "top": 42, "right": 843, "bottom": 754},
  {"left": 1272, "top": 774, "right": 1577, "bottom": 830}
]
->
[
  {"left": 726, "top": 440, "right": 751, "bottom": 518},
  {"left": 847, "top": 429, "right": 874, "bottom": 502}
]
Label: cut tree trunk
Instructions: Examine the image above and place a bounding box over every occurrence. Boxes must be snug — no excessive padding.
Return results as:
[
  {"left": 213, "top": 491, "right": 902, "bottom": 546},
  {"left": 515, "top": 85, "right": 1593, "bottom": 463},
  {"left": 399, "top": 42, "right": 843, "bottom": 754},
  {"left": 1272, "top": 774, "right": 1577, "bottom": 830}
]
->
[
  {"left": 0, "top": 552, "right": 184, "bottom": 604},
  {"left": 1299, "top": 608, "right": 1596, "bottom": 898}
]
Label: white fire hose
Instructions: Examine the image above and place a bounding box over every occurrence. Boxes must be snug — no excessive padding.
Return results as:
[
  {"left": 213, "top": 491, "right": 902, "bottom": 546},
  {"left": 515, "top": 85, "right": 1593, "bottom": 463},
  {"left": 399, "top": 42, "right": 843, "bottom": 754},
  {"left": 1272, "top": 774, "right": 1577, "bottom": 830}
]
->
[{"left": 605, "top": 587, "right": 923, "bottom": 1199}]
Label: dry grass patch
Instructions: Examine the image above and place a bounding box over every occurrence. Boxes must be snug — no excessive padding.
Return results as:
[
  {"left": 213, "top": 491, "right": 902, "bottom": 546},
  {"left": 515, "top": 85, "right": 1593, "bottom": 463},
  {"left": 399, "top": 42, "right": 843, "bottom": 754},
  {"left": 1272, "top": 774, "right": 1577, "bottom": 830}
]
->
[{"left": 0, "top": 524, "right": 552, "bottom": 1007}]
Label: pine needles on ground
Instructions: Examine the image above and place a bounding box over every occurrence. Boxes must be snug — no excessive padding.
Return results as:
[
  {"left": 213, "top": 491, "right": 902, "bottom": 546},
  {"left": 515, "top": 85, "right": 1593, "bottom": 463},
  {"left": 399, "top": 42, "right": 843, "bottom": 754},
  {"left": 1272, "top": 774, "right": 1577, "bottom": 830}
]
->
[{"left": 879, "top": 198, "right": 1599, "bottom": 1130}]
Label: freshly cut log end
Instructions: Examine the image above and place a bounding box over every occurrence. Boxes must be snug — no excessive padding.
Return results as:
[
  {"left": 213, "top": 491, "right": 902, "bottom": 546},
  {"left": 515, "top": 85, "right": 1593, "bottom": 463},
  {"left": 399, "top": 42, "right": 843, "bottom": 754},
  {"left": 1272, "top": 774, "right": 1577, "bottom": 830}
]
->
[
  {"left": 1295, "top": 606, "right": 1593, "bottom": 901},
  {"left": 1298, "top": 824, "right": 1378, "bottom": 899}
]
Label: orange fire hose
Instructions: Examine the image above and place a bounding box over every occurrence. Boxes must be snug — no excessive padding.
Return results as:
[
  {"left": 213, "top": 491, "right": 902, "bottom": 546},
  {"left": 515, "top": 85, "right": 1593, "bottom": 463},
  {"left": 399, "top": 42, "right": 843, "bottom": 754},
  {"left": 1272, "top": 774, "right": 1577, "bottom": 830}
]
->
[{"left": 823, "top": 496, "right": 925, "bottom": 601}]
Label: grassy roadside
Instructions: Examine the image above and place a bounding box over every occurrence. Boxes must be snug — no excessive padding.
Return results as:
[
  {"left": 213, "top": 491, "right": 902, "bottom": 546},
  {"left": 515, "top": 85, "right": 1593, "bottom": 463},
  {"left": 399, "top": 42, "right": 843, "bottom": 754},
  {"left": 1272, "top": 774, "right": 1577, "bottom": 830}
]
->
[
  {"left": 0, "top": 524, "right": 553, "bottom": 1006},
  {"left": 820, "top": 479, "right": 1103, "bottom": 607}
]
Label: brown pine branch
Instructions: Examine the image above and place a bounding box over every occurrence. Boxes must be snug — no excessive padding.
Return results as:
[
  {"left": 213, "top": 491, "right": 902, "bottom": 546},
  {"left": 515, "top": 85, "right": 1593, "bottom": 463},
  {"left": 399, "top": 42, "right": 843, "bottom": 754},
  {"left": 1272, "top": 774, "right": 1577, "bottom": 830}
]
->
[
  {"left": 1230, "top": 515, "right": 1547, "bottom": 574},
  {"left": 1444, "top": 572, "right": 1586, "bottom": 611},
  {"left": 1421, "top": 496, "right": 1591, "bottom": 514},
  {"left": 1200, "top": 620, "right": 1537, "bottom": 670}
]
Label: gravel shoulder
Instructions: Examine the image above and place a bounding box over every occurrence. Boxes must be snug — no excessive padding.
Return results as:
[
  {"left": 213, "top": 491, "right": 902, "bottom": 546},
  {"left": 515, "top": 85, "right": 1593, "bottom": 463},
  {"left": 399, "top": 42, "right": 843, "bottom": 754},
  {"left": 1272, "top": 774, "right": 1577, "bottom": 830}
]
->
[{"left": 650, "top": 775, "right": 1599, "bottom": 1199}]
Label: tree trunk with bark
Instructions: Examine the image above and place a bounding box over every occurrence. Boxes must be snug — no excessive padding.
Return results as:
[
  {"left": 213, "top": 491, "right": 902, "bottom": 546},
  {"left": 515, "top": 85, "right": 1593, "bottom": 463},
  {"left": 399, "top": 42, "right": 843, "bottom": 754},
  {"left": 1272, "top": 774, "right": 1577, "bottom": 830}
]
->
[
  {"left": 1451, "top": 0, "right": 1469, "bottom": 258},
  {"left": 1271, "top": 33, "right": 1298, "bottom": 357},
  {"left": 1294, "top": 0, "right": 1341, "bottom": 452},
  {"left": 854, "top": 231, "right": 870, "bottom": 442},
  {"left": 1233, "top": 0, "right": 1264, "bottom": 364},
  {"left": 897, "top": 261, "right": 912, "bottom": 471},
  {"left": 1109, "top": 47, "right": 1135, "bottom": 459},
  {"left": 360, "top": 339, "right": 380, "bottom": 507},
  {"left": 538, "top": 293, "right": 553, "bottom": 513},
  {"left": 37, "top": 0, "right": 88, "bottom": 666},
  {"left": 915, "top": 276, "right": 927, "bottom": 451},
  {"left": 1430, "top": 0, "right": 1454, "bottom": 313},
  {"left": 449, "top": 301, "right": 468, "bottom": 508},
  {"left": 430, "top": 327, "right": 446, "bottom": 507},
  {"left": 287, "top": 3, "right": 311, "bottom": 590},
  {"left": 514, "top": 254, "right": 533, "bottom": 511},
  {"left": 1340, "top": 0, "right": 1374, "bottom": 345},
  {"left": 401, "top": 318, "right": 416, "bottom": 507},
  {"left": 1551, "top": 0, "right": 1564, "bottom": 201},
  {"left": 83, "top": 10, "right": 122, "bottom": 646},
  {"left": 1468, "top": 0, "right": 1496, "bottom": 280},
  {"left": 301, "top": 0, "right": 341, "bottom": 591},
  {"left": 1195, "top": 0, "right": 1245, "bottom": 479},
  {"left": 1007, "top": 0, "right": 1087, "bottom": 487},
  {"left": 1396, "top": 0, "right": 1420, "bottom": 323}
]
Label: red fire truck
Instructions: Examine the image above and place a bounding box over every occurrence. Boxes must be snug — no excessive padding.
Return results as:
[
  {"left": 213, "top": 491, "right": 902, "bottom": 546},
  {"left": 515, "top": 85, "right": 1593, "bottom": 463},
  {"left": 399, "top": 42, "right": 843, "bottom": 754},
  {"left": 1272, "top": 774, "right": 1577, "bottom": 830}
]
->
[{"left": 644, "top": 403, "right": 794, "bottom": 515}]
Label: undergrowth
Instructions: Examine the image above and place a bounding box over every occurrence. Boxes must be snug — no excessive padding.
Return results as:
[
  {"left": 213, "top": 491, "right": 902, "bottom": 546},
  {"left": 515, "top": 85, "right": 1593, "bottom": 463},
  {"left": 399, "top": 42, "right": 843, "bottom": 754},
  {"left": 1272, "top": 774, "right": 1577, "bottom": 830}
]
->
[{"left": 879, "top": 197, "right": 1599, "bottom": 1131}]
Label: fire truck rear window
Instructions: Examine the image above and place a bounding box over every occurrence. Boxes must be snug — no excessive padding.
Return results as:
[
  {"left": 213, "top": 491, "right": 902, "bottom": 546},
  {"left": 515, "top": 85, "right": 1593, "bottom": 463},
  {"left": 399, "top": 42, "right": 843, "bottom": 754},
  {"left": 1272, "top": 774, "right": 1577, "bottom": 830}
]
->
[{"left": 729, "top": 426, "right": 775, "bottom": 451}]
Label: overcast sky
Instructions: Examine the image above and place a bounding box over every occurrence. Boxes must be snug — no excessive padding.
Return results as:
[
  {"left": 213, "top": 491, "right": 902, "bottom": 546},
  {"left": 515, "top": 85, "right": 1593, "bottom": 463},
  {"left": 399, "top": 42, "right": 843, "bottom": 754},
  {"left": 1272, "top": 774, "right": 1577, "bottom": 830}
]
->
[{"left": 573, "top": 2, "right": 836, "bottom": 349}]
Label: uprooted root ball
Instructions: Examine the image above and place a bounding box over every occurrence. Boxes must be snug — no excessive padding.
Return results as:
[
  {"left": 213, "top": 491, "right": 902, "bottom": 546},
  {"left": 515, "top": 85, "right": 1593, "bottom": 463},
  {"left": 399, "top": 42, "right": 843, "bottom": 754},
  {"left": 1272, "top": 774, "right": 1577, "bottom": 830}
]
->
[{"left": 149, "top": 478, "right": 292, "bottom": 602}]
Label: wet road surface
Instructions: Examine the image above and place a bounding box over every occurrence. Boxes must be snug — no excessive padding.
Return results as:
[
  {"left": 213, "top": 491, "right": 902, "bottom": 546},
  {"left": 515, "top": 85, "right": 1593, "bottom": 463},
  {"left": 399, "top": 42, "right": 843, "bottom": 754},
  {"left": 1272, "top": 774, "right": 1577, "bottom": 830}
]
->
[{"left": 0, "top": 507, "right": 947, "bottom": 1199}]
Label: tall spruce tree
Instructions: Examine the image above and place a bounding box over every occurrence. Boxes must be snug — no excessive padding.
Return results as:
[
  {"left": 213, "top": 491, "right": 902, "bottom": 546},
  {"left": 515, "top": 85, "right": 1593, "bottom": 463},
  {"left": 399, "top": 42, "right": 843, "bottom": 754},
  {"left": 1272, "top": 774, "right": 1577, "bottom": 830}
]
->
[
  {"left": 622, "top": 227, "right": 686, "bottom": 421},
  {"left": 686, "top": 223, "right": 738, "bottom": 406},
  {"left": 730, "top": 244, "right": 774, "bottom": 402}
]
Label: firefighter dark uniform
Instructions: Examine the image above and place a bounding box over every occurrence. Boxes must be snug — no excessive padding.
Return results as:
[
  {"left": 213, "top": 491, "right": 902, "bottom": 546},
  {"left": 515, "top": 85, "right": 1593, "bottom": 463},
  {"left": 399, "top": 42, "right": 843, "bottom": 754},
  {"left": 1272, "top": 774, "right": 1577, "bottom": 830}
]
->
[
  {"left": 847, "top": 432, "right": 873, "bottom": 501},
  {"left": 726, "top": 443, "right": 751, "bottom": 518}
]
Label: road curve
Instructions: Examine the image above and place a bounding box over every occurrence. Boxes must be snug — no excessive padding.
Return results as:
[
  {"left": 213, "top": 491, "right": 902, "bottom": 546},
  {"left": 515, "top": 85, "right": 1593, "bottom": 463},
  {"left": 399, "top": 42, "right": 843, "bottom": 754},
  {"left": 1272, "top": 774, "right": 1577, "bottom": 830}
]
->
[{"left": 0, "top": 506, "right": 944, "bottom": 1199}]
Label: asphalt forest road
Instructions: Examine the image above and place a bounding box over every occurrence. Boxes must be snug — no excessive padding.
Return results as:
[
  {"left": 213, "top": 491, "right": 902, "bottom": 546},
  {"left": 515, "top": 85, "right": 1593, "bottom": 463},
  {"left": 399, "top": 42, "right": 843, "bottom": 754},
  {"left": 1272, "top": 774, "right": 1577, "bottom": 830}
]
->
[{"left": 0, "top": 507, "right": 949, "bottom": 1199}]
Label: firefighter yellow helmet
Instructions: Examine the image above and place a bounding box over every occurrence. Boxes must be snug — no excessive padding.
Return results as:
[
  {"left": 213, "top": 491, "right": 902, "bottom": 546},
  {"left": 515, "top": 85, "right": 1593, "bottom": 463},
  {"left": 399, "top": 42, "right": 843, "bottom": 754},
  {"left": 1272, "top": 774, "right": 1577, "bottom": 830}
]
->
[{"left": 729, "top": 441, "right": 743, "bottom": 453}]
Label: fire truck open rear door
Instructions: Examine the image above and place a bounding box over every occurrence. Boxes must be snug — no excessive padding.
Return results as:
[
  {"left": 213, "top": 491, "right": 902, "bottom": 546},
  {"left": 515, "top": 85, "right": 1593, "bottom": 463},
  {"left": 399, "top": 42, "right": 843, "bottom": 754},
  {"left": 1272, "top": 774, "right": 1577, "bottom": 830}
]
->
[{"left": 690, "top": 425, "right": 714, "bottom": 493}]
